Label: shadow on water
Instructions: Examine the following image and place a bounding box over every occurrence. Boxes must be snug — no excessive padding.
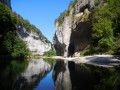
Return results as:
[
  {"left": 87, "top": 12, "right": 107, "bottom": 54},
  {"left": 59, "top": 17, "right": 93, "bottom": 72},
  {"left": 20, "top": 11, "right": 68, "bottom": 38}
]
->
[
  {"left": 0, "top": 59, "right": 28, "bottom": 90},
  {"left": 0, "top": 58, "right": 56, "bottom": 90},
  {"left": 53, "top": 59, "right": 120, "bottom": 90},
  {"left": 85, "top": 56, "right": 120, "bottom": 66}
]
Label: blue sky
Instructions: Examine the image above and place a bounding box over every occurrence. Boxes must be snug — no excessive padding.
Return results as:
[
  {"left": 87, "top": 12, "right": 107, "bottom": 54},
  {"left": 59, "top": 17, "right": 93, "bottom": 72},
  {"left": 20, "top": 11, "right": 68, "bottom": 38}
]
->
[{"left": 11, "top": 0, "right": 71, "bottom": 43}]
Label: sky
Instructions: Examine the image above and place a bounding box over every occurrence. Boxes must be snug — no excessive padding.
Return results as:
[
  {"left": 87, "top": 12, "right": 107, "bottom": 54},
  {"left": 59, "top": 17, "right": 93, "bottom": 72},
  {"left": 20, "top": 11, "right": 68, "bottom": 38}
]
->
[{"left": 11, "top": 0, "right": 71, "bottom": 43}]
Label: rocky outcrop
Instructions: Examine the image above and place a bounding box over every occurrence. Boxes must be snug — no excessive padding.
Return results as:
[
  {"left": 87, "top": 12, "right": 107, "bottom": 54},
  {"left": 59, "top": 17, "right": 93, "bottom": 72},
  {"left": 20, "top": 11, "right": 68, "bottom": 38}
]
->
[
  {"left": 17, "top": 25, "right": 51, "bottom": 55},
  {"left": 54, "top": 0, "right": 95, "bottom": 57},
  {"left": 0, "top": 0, "right": 11, "bottom": 9}
]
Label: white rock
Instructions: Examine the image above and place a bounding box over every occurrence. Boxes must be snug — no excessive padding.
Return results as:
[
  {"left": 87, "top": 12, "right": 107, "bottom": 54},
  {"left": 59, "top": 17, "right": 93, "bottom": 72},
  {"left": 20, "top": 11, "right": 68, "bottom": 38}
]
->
[{"left": 17, "top": 25, "right": 51, "bottom": 55}]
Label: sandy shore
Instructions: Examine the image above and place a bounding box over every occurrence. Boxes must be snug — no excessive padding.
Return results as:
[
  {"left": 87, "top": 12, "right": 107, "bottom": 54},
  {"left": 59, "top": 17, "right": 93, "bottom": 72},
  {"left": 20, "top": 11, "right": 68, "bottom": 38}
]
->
[{"left": 52, "top": 55, "right": 120, "bottom": 67}]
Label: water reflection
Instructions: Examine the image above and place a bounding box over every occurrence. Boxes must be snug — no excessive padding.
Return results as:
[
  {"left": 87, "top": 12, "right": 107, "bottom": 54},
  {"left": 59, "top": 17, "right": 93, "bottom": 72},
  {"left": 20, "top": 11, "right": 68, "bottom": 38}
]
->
[
  {"left": 13, "top": 59, "right": 53, "bottom": 90},
  {"left": 53, "top": 60, "right": 72, "bottom": 90},
  {"left": 0, "top": 59, "right": 120, "bottom": 90},
  {"left": 0, "top": 60, "right": 28, "bottom": 90},
  {"left": 53, "top": 60, "right": 120, "bottom": 90}
]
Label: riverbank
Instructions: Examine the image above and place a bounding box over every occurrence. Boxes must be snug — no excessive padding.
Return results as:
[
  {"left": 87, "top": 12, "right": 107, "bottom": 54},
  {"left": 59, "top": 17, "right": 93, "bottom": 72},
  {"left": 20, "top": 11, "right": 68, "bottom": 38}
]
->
[
  {"left": 51, "top": 55, "right": 120, "bottom": 67},
  {"left": 29, "top": 55, "right": 120, "bottom": 67}
]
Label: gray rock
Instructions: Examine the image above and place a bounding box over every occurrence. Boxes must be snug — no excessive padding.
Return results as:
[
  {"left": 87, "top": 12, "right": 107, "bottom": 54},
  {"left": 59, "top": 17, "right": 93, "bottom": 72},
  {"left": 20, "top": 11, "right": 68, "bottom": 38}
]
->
[
  {"left": 54, "top": 0, "right": 94, "bottom": 57},
  {"left": 17, "top": 25, "right": 51, "bottom": 55}
]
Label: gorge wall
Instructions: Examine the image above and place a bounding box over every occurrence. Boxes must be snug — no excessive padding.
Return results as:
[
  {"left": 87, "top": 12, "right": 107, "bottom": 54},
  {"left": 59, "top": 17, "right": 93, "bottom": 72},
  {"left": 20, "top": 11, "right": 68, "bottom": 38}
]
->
[
  {"left": 0, "top": 0, "right": 11, "bottom": 9},
  {"left": 0, "top": 1, "right": 51, "bottom": 55},
  {"left": 54, "top": 0, "right": 95, "bottom": 57},
  {"left": 17, "top": 25, "right": 51, "bottom": 55}
]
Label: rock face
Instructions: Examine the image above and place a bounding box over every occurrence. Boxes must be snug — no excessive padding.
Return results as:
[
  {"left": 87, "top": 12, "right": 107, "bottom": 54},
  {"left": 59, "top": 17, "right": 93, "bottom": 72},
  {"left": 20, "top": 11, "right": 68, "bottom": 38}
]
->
[
  {"left": 54, "top": 0, "right": 95, "bottom": 57},
  {"left": 0, "top": 0, "right": 11, "bottom": 9},
  {"left": 17, "top": 25, "right": 51, "bottom": 55}
]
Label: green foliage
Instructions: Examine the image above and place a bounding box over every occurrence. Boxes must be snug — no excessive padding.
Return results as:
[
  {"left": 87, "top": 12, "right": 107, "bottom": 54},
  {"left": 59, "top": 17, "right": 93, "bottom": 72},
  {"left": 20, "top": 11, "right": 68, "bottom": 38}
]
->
[
  {"left": 11, "top": 12, "right": 51, "bottom": 43},
  {"left": 92, "top": 18, "right": 114, "bottom": 50},
  {"left": 2, "top": 31, "right": 13, "bottom": 54},
  {"left": 53, "top": 33, "right": 56, "bottom": 41},
  {"left": 81, "top": 46, "right": 100, "bottom": 56},
  {"left": 11, "top": 36, "right": 30, "bottom": 59},
  {"left": 0, "top": 3, "right": 30, "bottom": 60},
  {"left": 55, "top": 10, "right": 67, "bottom": 26},
  {"left": 69, "top": 0, "right": 78, "bottom": 8},
  {"left": 0, "top": 2, "right": 51, "bottom": 60},
  {"left": 43, "top": 50, "right": 56, "bottom": 57},
  {"left": 82, "top": 0, "right": 120, "bottom": 55}
]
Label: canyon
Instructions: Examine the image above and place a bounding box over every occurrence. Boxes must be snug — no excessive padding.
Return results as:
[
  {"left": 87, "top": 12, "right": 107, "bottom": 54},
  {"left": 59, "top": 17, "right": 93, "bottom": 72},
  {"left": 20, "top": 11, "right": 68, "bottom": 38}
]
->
[{"left": 1, "top": 0, "right": 119, "bottom": 57}]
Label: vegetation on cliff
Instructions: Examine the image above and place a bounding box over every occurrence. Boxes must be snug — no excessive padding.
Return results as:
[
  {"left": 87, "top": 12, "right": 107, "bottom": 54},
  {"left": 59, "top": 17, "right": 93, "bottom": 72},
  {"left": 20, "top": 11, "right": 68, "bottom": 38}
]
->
[
  {"left": 0, "top": 3, "right": 51, "bottom": 60},
  {"left": 0, "top": 3, "right": 30, "bottom": 60},
  {"left": 55, "top": 0, "right": 78, "bottom": 26},
  {"left": 11, "top": 12, "right": 51, "bottom": 43},
  {"left": 55, "top": 0, "right": 120, "bottom": 56},
  {"left": 83, "top": 0, "right": 120, "bottom": 55}
]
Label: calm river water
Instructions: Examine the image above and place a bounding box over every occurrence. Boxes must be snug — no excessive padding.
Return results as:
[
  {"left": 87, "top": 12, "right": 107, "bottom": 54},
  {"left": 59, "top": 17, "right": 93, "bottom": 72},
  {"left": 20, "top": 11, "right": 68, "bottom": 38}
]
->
[{"left": 0, "top": 58, "right": 120, "bottom": 90}]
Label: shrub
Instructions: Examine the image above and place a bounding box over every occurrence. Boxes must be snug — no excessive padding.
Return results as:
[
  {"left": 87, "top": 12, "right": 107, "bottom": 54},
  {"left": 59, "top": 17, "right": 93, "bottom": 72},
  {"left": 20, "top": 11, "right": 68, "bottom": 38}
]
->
[
  {"left": 0, "top": 3, "right": 30, "bottom": 60},
  {"left": 43, "top": 50, "right": 56, "bottom": 57}
]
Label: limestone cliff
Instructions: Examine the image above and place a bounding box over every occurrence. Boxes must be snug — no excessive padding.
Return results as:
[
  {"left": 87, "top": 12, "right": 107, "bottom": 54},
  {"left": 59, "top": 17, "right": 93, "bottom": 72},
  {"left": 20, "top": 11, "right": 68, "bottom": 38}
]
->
[
  {"left": 0, "top": 0, "right": 51, "bottom": 55},
  {"left": 54, "top": 0, "right": 95, "bottom": 57},
  {"left": 0, "top": 0, "right": 11, "bottom": 9},
  {"left": 17, "top": 25, "right": 51, "bottom": 55}
]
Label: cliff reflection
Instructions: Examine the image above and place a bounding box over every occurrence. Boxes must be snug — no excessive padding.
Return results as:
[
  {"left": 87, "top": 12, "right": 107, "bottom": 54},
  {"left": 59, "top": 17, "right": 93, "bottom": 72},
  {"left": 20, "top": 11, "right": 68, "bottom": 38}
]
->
[
  {"left": 53, "top": 60, "right": 120, "bottom": 90},
  {"left": 13, "top": 59, "right": 53, "bottom": 90},
  {"left": 53, "top": 60, "right": 72, "bottom": 90}
]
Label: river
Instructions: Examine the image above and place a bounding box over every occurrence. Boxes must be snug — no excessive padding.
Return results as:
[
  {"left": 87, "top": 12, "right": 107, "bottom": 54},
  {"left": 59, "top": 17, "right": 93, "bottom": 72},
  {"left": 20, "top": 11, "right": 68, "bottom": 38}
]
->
[{"left": 0, "top": 58, "right": 120, "bottom": 90}]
